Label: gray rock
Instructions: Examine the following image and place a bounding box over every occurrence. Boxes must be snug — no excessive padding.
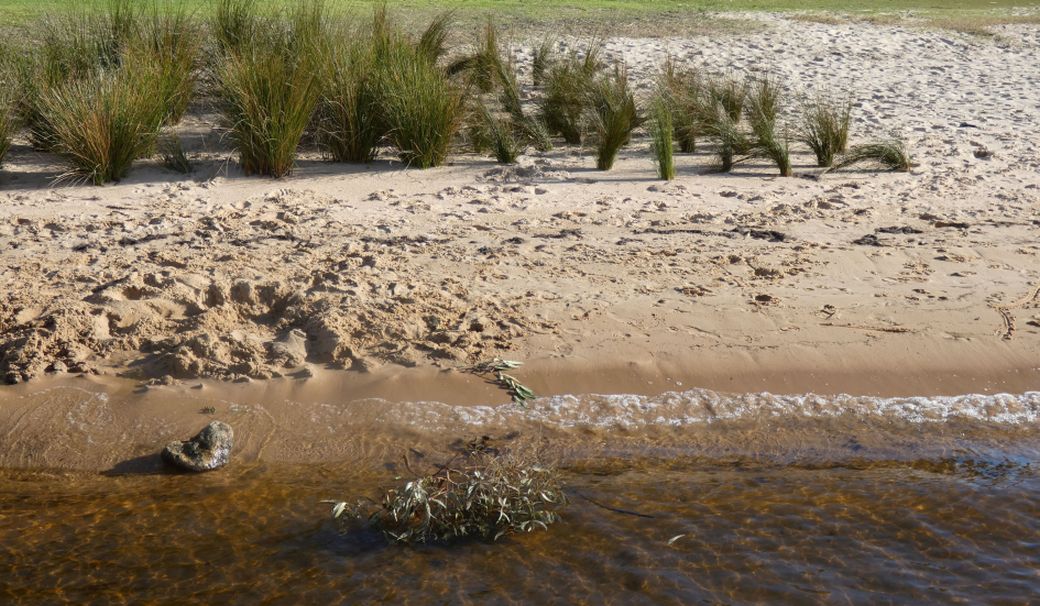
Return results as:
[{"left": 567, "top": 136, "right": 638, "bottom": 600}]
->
[{"left": 161, "top": 421, "right": 234, "bottom": 472}]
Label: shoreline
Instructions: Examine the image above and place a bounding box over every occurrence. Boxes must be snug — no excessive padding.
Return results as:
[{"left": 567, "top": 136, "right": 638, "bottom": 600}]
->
[{"left": 1, "top": 343, "right": 1037, "bottom": 473}]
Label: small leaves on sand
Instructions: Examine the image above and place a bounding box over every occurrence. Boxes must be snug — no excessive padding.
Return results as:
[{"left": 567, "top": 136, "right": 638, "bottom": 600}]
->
[{"left": 472, "top": 357, "right": 536, "bottom": 406}]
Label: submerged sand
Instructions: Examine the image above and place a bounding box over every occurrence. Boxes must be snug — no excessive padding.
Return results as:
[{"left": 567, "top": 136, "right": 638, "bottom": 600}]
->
[{"left": 1, "top": 15, "right": 1038, "bottom": 452}]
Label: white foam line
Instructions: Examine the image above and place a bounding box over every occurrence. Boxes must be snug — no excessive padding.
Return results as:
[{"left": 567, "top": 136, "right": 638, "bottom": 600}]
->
[{"left": 385, "top": 390, "right": 1040, "bottom": 430}]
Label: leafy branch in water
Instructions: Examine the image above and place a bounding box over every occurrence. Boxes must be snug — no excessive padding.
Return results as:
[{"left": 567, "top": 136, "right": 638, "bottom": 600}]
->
[
  {"left": 326, "top": 451, "right": 566, "bottom": 544},
  {"left": 471, "top": 358, "right": 536, "bottom": 406}
]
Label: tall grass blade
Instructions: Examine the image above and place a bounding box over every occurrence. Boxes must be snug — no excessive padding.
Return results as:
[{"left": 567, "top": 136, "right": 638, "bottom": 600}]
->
[
  {"left": 416, "top": 11, "right": 453, "bottom": 65},
  {"left": 649, "top": 97, "right": 675, "bottom": 180}
]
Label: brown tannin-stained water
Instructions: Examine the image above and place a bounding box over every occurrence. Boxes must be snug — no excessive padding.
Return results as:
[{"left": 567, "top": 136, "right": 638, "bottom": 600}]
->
[{"left": 1, "top": 386, "right": 1039, "bottom": 604}]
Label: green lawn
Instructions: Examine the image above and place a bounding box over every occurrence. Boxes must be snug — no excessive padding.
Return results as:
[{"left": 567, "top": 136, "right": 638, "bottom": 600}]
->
[
  {"left": 0, "top": 0, "right": 1037, "bottom": 37},
  {"left": 2, "top": 0, "right": 1039, "bottom": 20}
]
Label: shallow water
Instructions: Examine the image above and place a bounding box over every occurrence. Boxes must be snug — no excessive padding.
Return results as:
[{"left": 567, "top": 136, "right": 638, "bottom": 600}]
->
[{"left": 1, "top": 387, "right": 1039, "bottom": 604}]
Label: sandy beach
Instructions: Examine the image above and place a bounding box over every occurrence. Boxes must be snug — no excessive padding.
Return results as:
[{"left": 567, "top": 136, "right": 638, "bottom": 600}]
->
[{"left": 1, "top": 14, "right": 1039, "bottom": 470}]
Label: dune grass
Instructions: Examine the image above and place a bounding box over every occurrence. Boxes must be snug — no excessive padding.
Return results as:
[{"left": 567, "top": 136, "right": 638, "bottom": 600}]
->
[
  {"left": 707, "top": 74, "right": 747, "bottom": 123},
  {"left": 316, "top": 35, "right": 385, "bottom": 163},
  {"left": 800, "top": 94, "right": 851, "bottom": 167},
  {"left": 587, "top": 66, "right": 639, "bottom": 170},
  {"left": 219, "top": 48, "right": 323, "bottom": 177},
  {"left": 133, "top": 7, "right": 200, "bottom": 125},
  {"left": 38, "top": 64, "right": 166, "bottom": 184},
  {"left": 658, "top": 58, "right": 704, "bottom": 153},
  {"left": 415, "top": 10, "right": 452, "bottom": 64},
  {"left": 217, "top": 3, "right": 327, "bottom": 177},
  {"left": 0, "top": 3, "right": 930, "bottom": 182},
  {"left": 649, "top": 98, "right": 675, "bottom": 180},
  {"left": 531, "top": 37, "right": 555, "bottom": 87},
  {"left": 0, "top": 60, "right": 15, "bottom": 168},
  {"left": 377, "top": 40, "right": 463, "bottom": 168},
  {"left": 831, "top": 140, "right": 912, "bottom": 172},
  {"left": 746, "top": 77, "right": 791, "bottom": 176},
  {"left": 540, "top": 43, "right": 601, "bottom": 145},
  {"left": 159, "top": 134, "right": 192, "bottom": 173},
  {"left": 701, "top": 103, "right": 753, "bottom": 173},
  {"left": 478, "top": 106, "right": 526, "bottom": 164},
  {"left": 213, "top": 0, "right": 262, "bottom": 54}
]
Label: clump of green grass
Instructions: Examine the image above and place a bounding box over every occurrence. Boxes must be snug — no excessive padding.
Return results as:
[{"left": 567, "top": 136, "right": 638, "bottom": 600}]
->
[
  {"left": 691, "top": 94, "right": 753, "bottom": 174},
  {"left": 831, "top": 140, "right": 912, "bottom": 172},
  {"left": 649, "top": 98, "right": 675, "bottom": 180},
  {"left": 540, "top": 43, "right": 601, "bottom": 145},
  {"left": 707, "top": 73, "right": 748, "bottom": 123},
  {"left": 800, "top": 94, "right": 851, "bottom": 167},
  {"left": 316, "top": 36, "right": 384, "bottom": 163},
  {"left": 484, "top": 29, "right": 553, "bottom": 153},
  {"left": 38, "top": 64, "right": 165, "bottom": 184},
  {"left": 132, "top": 7, "right": 200, "bottom": 125},
  {"left": 586, "top": 66, "right": 639, "bottom": 171},
  {"left": 746, "top": 77, "right": 791, "bottom": 177},
  {"left": 328, "top": 452, "right": 566, "bottom": 544},
  {"left": 19, "top": 6, "right": 131, "bottom": 150},
  {"left": 217, "top": 3, "right": 328, "bottom": 177},
  {"left": 159, "top": 134, "right": 192, "bottom": 174},
  {"left": 219, "top": 48, "right": 323, "bottom": 177},
  {"left": 483, "top": 109, "right": 526, "bottom": 164},
  {"left": 378, "top": 43, "right": 463, "bottom": 168},
  {"left": 213, "top": 0, "right": 261, "bottom": 54},
  {"left": 0, "top": 49, "right": 17, "bottom": 168},
  {"left": 531, "top": 37, "right": 555, "bottom": 87},
  {"left": 658, "top": 58, "right": 703, "bottom": 153}
]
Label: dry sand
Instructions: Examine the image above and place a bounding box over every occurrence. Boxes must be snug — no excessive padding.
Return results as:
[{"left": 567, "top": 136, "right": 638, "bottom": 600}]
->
[{"left": 0, "top": 16, "right": 1038, "bottom": 470}]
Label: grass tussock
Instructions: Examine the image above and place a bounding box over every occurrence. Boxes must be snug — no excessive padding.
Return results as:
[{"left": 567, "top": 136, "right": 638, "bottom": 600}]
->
[
  {"left": 540, "top": 42, "right": 601, "bottom": 145},
  {"left": 217, "top": 2, "right": 329, "bottom": 177},
  {"left": 746, "top": 77, "right": 791, "bottom": 176},
  {"left": 159, "top": 134, "right": 192, "bottom": 174},
  {"left": 800, "top": 94, "right": 851, "bottom": 167},
  {"left": 18, "top": 0, "right": 196, "bottom": 152},
  {"left": 0, "top": 48, "right": 17, "bottom": 168},
  {"left": 707, "top": 73, "right": 747, "bottom": 123},
  {"left": 133, "top": 7, "right": 200, "bottom": 125},
  {"left": 531, "top": 38, "right": 555, "bottom": 87},
  {"left": 213, "top": 0, "right": 261, "bottom": 54},
  {"left": 38, "top": 64, "right": 165, "bottom": 184},
  {"left": 19, "top": 4, "right": 135, "bottom": 149},
  {"left": 587, "top": 66, "right": 639, "bottom": 171},
  {"left": 649, "top": 98, "right": 675, "bottom": 180},
  {"left": 219, "top": 48, "right": 322, "bottom": 177},
  {"left": 658, "top": 58, "right": 703, "bottom": 153},
  {"left": 831, "top": 140, "right": 912, "bottom": 173},
  {"left": 329, "top": 452, "right": 566, "bottom": 544},
  {"left": 416, "top": 11, "right": 453, "bottom": 65},
  {"left": 377, "top": 41, "right": 463, "bottom": 168},
  {"left": 316, "top": 37, "right": 384, "bottom": 163},
  {"left": 478, "top": 107, "right": 526, "bottom": 164}
]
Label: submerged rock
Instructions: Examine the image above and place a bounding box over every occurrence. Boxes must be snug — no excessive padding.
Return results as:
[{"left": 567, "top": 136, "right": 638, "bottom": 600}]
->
[{"left": 161, "top": 421, "right": 234, "bottom": 472}]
